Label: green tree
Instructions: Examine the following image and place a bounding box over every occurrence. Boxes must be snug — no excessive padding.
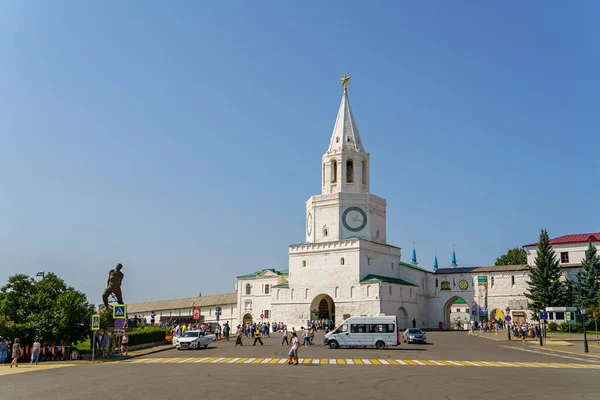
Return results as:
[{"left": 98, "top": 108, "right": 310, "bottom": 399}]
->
[
  {"left": 0, "top": 273, "right": 94, "bottom": 345},
  {"left": 524, "top": 229, "right": 564, "bottom": 317},
  {"left": 573, "top": 240, "right": 600, "bottom": 308},
  {"left": 495, "top": 247, "right": 527, "bottom": 266}
]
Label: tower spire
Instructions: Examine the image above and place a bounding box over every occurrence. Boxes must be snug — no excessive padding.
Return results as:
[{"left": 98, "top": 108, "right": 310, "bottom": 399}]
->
[
  {"left": 451, "top": 245, "right": 457, "bottom": 267},
  {"left": 327, "top": 74, "right": 365, "bottom": 153},
  {"left": 433, "top": 249, "right": 439, "bottom": 271},
  {"left": 411, "top": 241, "right": 418, "bottom": 265}
]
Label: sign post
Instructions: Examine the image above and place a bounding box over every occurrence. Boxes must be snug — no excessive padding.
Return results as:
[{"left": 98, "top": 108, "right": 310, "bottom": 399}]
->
[
  {"left": 215, "top": 306, "right": 222, "bottom": 323},
  {"left": 539, "top": 311, "right": 548, "bottom": 347},
  {"left": 566, "top": 312, "right": 572, "bottom": 338},
  {"left": 91, "top": 314, "right": 100, "bottom": 362}
]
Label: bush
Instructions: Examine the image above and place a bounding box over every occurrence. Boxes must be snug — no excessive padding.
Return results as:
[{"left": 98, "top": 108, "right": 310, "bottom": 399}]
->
[
  {"left": 547, "top": 322, "right": 559, "bottom": 331},
  {"left": 127, "top": 327, "right": 170, "bottom": 347}
]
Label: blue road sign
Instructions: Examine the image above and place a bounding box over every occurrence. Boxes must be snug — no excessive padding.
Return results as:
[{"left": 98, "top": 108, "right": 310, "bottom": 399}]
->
[
  {"left": 114, "top": 318, "right": 126, "bottom": 329},
  {"left": 505, "top": 316, "right": 512, "bottom": 322},
  {"left": 113, "top": 304, "right": 127, "bottom": 319},
  {"left": 539, "top": 312, "right": 548, "bottom": 320},
  {"left": 215, "top": 306, "right": 222, "bottom": 312},
  {"left": 471, "top": 310, "right": 476, "bottom": 316},
  {"left": 92, "top": 314, "right": 100, "bottom": 331}
]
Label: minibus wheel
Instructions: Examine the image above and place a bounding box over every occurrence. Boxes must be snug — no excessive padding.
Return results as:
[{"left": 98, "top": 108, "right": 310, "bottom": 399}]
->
[
  {"left": 376, "top": 341, "right": 385, "bottom": 350},
  {"left": 329, "top": 340, "right": 339, "bottom": 349}
]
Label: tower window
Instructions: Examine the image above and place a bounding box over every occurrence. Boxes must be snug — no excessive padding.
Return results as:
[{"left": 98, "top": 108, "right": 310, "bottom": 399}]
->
[
  {"left": 302, "top": 260, "right": 307, "bottom": 268},
  {"left": 391, "top": 262, "right": 394, "bottom": 270},
  {"left": 323, "top": 227, "right": 328, "bottom": 237},
  {"left": 245, "top": 284, "right": 251, "bottom": 295},
  {"left": 376, "top": 230, "right": 380, "bottom": 239},
  {"left": 336, "top": 137, "right": 339, "bottom": 143},
  {"left": 491, "top": 277, "right": 494, "bottom": 288},
  {"left": 264, "top": 284, "right": 270, "bottom": 294},
  {"left": 347, "top": 136, "right": 350, "bottom": 142},
  {"left": 511, "top": 276, "right": 515, "bottom": 286},
  {"left": 340, "top": 257, "right": 345, "bottom": 265},
  {"left": 435, "top": 279, "right": 438, "bottom": 288},
  {"left": 331, "top": 160, "right": 337, "bottom": 183},
  {"left": 346, "top": 159, "right": 354, "bottom": 183},
  {"left": 367, "top": 257, "right": 371, "bottom": 266},
  {"left": 305, "top": 288, "right": 309, "bottom": 299},
  {"left": 560, "top": 252, "right": 569, "bottom": 263},
  {"left": 335, "top": 286, "right": 340, "bottom": 298}
]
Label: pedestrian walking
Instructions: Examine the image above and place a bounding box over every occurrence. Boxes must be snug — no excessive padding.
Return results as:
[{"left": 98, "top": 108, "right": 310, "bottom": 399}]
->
[
  {"left": 253, "top": 326, "right": 264, "bottom": 346},
  {"left": 235, "top": 326, "right": 243, "bottom": 346},
  {"left": 287, "top": 332, "right": 300, "bottom": 365},
  {"left": 0, "top": 338, "right": 8, "bottom": 364},
  {"left": 281, "top": 326, "right": 289, "bottom": 346},
  {"left": 10, "top": 338, "right": 21, "bottom": 368},
  {"left": 223, "top": 322, "right": 230, "bottom": 341},
  {"left": 31, "top": 337, "right": 41, "bottom": 365},
  {"left": 120, "top": 332, "right": 129, "bottom": 356},
  {"left": 101, "top": 330, "right": 109, "bottom": 357}
]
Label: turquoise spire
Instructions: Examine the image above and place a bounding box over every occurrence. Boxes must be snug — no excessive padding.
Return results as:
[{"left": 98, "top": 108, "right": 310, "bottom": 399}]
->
[
  {"left": 411, "top": 241, "right": 418, "bottom": 265},
  {"left": 433, "top": 250, "right": 438, "bottom": 271},
  {"left": 451, "top": 246, "right": 457, "bottom": 267}
]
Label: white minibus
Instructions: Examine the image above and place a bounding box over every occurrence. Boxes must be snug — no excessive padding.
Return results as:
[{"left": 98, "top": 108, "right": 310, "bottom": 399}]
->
[{"left": 324, "top": 315, "right": 399, "bottom": 349}]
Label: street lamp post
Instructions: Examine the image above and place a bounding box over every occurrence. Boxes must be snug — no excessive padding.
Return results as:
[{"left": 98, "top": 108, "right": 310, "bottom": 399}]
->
[
  {"left": 580, "top": 307, "right": 589, "bottom": 353},
  {"left": 505, "top": 307, "right": 511, "bottom": 341}
]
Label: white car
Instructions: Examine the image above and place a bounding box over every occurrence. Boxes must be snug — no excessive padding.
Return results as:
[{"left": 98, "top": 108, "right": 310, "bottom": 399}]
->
[{"left": 174, "top": 330, "right": 215, "bottom": 350}]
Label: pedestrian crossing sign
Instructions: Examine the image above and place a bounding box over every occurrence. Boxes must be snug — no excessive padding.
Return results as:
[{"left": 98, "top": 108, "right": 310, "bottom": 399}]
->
[
  {"left": 91, "top": 314, "right": 100, "bottom": 331},
  {"left": 113, "top": 304, "right": 127, "bottom": 319}
]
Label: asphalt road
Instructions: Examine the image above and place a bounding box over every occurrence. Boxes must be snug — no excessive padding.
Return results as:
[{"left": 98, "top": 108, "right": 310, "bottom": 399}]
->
[{"left": 1, "top": 332, "right": 598, "bottom": 400}]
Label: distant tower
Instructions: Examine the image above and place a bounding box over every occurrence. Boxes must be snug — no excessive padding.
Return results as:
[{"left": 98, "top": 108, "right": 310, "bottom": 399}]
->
[
  {"left": 451, "top": 245, "right": 457, "bottom": 268},
  {"left": 433, "top": 250, "right": 439, "bottom": 272},
  {"left": 411, "top": 241, "right": 418, "bottom": 265}
]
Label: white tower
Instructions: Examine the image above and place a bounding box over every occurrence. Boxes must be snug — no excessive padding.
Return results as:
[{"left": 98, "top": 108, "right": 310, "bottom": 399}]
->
[{"left": 305, "top": 75, "right": 387, "bottom": 244}]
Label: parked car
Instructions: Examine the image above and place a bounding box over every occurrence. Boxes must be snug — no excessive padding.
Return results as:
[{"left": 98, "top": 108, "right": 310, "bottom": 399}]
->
[
  {"left": 174, "top": 331, "right": 215, "bottom": 350},
  {"left": 403, "top": 328, "right": 427, "bottom": 344}
]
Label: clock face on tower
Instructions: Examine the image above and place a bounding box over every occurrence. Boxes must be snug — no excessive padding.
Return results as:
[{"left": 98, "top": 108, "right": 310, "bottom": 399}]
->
[
  {"left": 342, "top": 206, "right": 368, "bottom": 232},
  {"left": 306, "top": 212, "right": 312, "bottom": 235}
]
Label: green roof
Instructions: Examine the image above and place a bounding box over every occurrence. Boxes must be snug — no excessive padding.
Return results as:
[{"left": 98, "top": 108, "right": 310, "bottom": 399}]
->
[
  {"left": 359, "top": 274, "right": 419, "bottom": 287},
  {"left": 271, "top": 281, "right": 289, "bottom": 288},
  {"left": 398, "top": 261, "right": 431, "bottom": 273},
  {"left": 236, "top": 269, "right": 288, "bottom": 279},
  {"left": 452, "top": 298, "right": 468, "bottom": 305}
]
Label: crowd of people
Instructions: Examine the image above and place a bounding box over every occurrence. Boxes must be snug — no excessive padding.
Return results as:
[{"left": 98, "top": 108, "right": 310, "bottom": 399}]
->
[
  {"left": 464, "top": 318, "right": 545, "bottom": 343},
  {"left": 0, "top": 336, "right": 42, "bottom": 368}
]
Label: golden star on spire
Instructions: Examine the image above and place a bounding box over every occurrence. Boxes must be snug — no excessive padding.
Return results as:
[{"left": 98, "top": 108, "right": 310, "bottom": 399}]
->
[{"left": 340, "top": 73, "right": 351, "bottom": 92}]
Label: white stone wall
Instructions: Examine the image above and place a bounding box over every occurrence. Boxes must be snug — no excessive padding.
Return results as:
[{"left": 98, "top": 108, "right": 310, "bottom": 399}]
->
[{"left": 236, "top": 273, "right": 282, "bottom": 324}]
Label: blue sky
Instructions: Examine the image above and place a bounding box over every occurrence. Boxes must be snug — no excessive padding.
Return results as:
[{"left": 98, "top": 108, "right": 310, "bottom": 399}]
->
[{"left": 1, "top": 1, "right": 598, "bottom": 304}]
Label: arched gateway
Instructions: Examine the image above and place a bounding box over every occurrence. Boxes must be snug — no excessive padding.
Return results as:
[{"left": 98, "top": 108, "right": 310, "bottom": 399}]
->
[{"left": 310, "top": 294, "right": 335, "bottom": 323}]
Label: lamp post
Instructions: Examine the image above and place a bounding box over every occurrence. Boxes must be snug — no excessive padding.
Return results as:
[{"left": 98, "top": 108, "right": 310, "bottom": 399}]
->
[
  {"left": 580, "top": 307, "right": 589, "bottom": 353},
  {"left": 505, "top": 307, "right": 511, "bottom": 341}
]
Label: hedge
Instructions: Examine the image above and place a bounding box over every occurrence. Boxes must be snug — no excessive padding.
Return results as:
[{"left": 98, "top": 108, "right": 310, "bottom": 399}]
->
[{"left": 127, "top": 327, "right": 170, "bottom": 347}]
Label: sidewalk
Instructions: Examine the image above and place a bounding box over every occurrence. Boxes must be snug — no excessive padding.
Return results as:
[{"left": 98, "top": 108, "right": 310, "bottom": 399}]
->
[
  {"left": 83, "top": 342, "right": 173, "bottom": 362},
  {"left": 475, "top": 329, "right": 600, "bottom": 358}
]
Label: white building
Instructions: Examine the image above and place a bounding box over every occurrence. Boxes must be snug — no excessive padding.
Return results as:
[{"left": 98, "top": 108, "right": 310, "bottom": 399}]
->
[{"left": 125, "top": 78, "right": 590, "bottom": 331}]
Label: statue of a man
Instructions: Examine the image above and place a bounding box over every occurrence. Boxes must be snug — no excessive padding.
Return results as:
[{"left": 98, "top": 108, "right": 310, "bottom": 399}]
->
[{"left": 102, "top": 263, "right": 124, "bottom": 309}]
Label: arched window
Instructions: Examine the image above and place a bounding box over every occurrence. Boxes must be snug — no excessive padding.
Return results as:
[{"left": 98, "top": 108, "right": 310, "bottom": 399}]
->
[
  {"left": 389, "top": 286, "right": 392, "bottom": 296},
  {"left": 346, "top": 159, "right": 354, "bottom": 183},
  {"left": 435, "top": 279, "right": 438, "bottom": 288},
  {"left": 453, "top": 278, "right": 456, "bottom": 287},
  {"left": 335, "top": 287, "right": 340, "bottom": 298},
  {"left": 491, "top": 277, "right": 495, "bottom": 288},
  {"left": 245, "top": 284, "right": 251, "bottom": 295},
  {"left": 367, "top": 285, "right": 371, "bottom": 297},
  {"left": 340, "top": 257, "right": 345, "bottom": 265},
  {"left": 277, "top": 290, "right": 280, "bottom": 300},
  {"left": 350, "top": 286, "right": 354, "bottom": 298},
  {"left": 362, "top": 160, "right": 367, "bottom": 185},
  {"left": 511, "top": 276, "right": 515, "bottom": 286},
  {"left": 331, "top": 160, "right": 337, "bottom": 183},
  {"left": 302, "top": 260, "right": 306, "bottom": 268},
  {"left": 305, "top": 288, "right": 309, "bottom": 299},
  {"left": 391, "top": 262, "right": 394, "bottom": 270},
  {"left": 323, "top": 227, "right": 328, "bottom": 237}
]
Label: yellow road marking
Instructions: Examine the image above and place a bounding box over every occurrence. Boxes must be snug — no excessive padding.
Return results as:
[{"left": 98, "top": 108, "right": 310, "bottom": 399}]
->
[
  {"left": 320, "top": 359, "right": 328, "bottom": 364},
  {"left": 252, "top": 358, "right": 265, "bottom": 364},
  {"left": 437, "top": 360, "right": 454, "bottom": 366},
  {"left": 452, "top": 361, "right": 472, "bottom": 366},
  {"left": 220, "top": 358, "right": 233, "bottom": 363},
  {"left": 420, "top": 360, "right": 436, "bottom": 366},
  {"left": 387, "top": 359, "right": 399, "bottom": 365},
  {"left": 303, "top": 358, "right": 312, "bottom": 364},
  {"left": 403, "top": 360, "right": 418, "bottom": 365},
  {"left": 353, "top": 359, "right": 364, "bottom": 364},
  {"left": 337, "top": 359, "right": 346, "bottom": 364},
  {"left": 235, "top": 358, "right": 249, "bottom": 364},
  {"left": 370, "top": 359, "right": 381, "bottom": 365},
  {"left": 201, "top": 357, "right": 217, "bottom": 363},
  {"left": 269, "top": 358, "right": 280, "bottom": 364}
]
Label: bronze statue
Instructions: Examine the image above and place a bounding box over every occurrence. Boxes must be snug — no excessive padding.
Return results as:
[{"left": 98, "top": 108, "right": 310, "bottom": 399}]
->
[{"left": 102, "top": 263, "right": 124, "bottom": 309}]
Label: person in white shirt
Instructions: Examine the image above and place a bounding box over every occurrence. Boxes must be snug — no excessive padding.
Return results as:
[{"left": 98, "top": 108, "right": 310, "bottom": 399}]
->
[
  {"left": 287, "top": 332, "right": 300, "bottom": 365},
  {"left": 31, "top": 337, "right": 41, "bottom": 365}
]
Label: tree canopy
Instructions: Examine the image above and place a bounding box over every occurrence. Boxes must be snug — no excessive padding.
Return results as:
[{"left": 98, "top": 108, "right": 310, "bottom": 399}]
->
[
  {"left": 573, "top": 240, "right": 600, "bottom": 309},
  {"left": 524, "top": 229, "right": 564, "bottom": 317},
  {"left": 495, "top": 247, "right": 527, "bottom": 266},
  {"left": 0, "top": 273, "right": 94, "bottom": 345}
]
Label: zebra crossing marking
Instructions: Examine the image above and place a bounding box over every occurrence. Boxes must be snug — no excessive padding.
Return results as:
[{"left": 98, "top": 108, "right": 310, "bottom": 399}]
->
[{"left": 117, "top": 357, "right": 600, "bottom": 369}]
